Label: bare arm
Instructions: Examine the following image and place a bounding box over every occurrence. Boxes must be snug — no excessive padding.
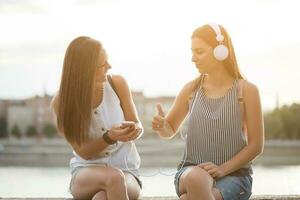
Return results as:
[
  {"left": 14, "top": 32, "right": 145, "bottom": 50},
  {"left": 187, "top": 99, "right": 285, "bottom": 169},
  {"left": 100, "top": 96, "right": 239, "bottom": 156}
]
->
[
  {"left": 50, "top": 95, "right": 64, "bottom": 136},
  {"left": 152, "top": 80, "right": 196, "bottom": 139},
  {"left": 50, "top": 93, "right": 131, "bottom": 160},
  {"left": 70, "top": 126, "right": 132, "bottom": 160},
  {"left": 219, "top": 81, "right": 264, "bottom": 175},
  {"left": 112, "top": 75, "right": 144, "bottom": 139}
]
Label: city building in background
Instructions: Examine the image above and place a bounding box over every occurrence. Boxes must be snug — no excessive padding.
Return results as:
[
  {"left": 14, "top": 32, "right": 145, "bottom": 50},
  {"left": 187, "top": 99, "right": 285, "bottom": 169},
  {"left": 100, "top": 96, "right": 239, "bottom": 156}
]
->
[{"left": 0, "top": 91, "right": 175, "bottom": 139}]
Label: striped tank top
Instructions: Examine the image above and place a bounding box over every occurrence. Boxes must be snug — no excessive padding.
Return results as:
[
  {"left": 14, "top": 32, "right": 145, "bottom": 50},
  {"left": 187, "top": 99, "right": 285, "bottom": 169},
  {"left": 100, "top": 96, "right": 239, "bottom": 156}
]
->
[{"left": 179, "top": 75, "right": 252, "bottom": 172}]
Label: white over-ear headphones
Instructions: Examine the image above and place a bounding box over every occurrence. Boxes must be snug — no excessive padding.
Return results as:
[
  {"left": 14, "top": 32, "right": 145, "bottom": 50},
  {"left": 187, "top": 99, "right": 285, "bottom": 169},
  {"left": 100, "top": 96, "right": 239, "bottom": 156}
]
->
[{"left": 208, "top": 23, "right": 229, "bottom": 61}]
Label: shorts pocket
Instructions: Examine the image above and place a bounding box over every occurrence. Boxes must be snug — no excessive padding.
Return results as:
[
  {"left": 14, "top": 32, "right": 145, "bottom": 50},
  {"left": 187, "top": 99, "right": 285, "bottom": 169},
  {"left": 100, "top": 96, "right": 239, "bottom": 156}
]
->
[
  {"left": 232, "top": 176, "right": 252, "bottom": 200},
  {"left": 216, "top": 175, "right": 253, "bottom": 200}
]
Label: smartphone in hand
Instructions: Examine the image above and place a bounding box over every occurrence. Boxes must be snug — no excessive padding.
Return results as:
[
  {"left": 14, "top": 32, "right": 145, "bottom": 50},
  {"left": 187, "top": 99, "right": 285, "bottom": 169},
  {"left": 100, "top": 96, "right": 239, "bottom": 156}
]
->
[{"left": 120, "top": 121, "right": 135, "bottom": 129}]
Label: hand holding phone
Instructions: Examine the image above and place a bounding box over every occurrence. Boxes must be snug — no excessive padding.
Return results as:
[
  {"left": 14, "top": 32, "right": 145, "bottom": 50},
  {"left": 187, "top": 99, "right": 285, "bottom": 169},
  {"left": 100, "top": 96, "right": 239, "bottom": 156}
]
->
[
  {"left": 117, "top": 121, "right": 143, "bottom": 142},
  {"left": 120, "top": 121, "right": 135, "bottom": 129}
]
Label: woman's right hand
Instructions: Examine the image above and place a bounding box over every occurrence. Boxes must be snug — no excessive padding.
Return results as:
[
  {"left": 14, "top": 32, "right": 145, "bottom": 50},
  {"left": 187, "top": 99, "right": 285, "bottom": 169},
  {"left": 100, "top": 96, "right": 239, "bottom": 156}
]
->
[{"left": 152, "top": 103, "right": 166, "bottom": 132}]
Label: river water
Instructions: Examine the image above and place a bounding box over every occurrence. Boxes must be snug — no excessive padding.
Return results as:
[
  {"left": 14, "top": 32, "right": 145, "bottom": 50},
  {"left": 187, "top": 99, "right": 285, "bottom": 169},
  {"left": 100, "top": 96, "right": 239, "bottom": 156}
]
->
[{"left": 0, "top": 165, "right": 300, "bottom": 197}]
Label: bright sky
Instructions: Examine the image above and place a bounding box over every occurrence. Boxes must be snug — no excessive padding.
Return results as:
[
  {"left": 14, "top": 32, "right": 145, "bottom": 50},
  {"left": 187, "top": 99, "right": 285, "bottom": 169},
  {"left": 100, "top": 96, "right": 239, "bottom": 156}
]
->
[{"left": 0, "top": 0, "right": 299, "bottom": 111}]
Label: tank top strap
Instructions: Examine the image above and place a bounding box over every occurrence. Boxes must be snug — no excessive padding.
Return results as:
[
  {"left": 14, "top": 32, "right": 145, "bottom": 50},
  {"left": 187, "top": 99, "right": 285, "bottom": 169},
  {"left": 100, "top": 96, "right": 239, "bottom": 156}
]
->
[
  {"left": 107, "top": 74, "right": 120, "bottom": 100},
  {"left": 199, "top": 73, "right": 206, "bottom": 89},
  {"left": 238, "top": 79, "right": 246, "bottom": 133},
  {"left": 105, "top": 74, "right": 122, "bottom": 104},
  {"left": 188, "top": 74, "right": 206, "bottom": 114}
]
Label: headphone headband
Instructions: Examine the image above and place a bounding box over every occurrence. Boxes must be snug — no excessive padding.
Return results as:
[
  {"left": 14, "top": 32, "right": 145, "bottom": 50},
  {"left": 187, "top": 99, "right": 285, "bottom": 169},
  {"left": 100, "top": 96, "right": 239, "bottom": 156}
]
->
[
  {"left": 207, "top": 23, "right": 229, "bottom": 61},
  {"left": 208, "top": 23, "right": 224, "bottom": 42}
]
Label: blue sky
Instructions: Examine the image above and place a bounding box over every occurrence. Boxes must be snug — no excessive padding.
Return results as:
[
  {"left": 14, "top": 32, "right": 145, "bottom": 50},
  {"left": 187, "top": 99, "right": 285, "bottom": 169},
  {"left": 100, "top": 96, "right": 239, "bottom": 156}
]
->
[{"left": 0, "top": 0, "right": 299, "bottom": 110}]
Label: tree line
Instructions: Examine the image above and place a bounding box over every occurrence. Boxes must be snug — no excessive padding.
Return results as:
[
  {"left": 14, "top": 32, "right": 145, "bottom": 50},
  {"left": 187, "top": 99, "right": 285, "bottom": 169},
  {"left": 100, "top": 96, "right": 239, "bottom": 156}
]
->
[{"left": 264, "top": 103, "right": 300, "bottom": 139}]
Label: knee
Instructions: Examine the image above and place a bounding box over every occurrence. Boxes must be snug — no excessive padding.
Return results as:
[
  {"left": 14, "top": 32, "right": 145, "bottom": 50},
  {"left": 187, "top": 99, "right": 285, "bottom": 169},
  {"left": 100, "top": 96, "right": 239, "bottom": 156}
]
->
[
  {"left": 127, "top": 189, "right": 140, "bottom": 200},
  {"left": 185, "top": 166, "right": 212, "bottom": 188},
  {"left": 127, "top": 185, "right": 141, "bottom": 200},
  {"left": 179, "top": 193, "right": 187, "bottom": 200},
  {"left": 125, "top": 174, "right": 141, "bottom": 200},
  {"left": 91, "top": 191, "right": 106, "bottom": 200},
  {"left": 71, "top": 189, "right": 81, "bottom": 200},
  {"left": 212, "top": 188, "right": 223, "bottom": 200},
  {"left": 106, "top": 168, "right": 126, "bottom": 187},
  {"left": 71, "top": 188, "right": 91, "bottom": 200},
  {"left": 71, "top": 174, "right": 90, "bottom": 199}
]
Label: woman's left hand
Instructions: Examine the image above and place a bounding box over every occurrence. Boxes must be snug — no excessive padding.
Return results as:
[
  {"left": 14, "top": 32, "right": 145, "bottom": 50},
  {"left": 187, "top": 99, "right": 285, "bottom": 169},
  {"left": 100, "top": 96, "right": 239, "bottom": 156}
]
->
[
  {"left": 120, "top": 122, "right": 142, "bottom": 142},
  {"left": 198, "top": 162, "right": 225, "bottom": 179},
  {"left": 125, "top": 127, "right": 142, "bottom": 141}
]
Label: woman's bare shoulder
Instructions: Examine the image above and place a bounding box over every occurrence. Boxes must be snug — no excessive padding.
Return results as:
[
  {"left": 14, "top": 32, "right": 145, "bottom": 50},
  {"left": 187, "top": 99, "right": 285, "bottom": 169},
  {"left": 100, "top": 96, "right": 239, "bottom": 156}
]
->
[
  {"left": 182, "top": 78, "right": 199, "bottom": 96},
  {"left": 241, "top": 80, "right": 261, "bottom": 107},
  {"left": 175, "top": 78, "right": 199, "bottom": 104},
  {"left": 111, "top": 74, "right": 127, "bottom": 86},
  {"left": 243, "top": 80, "right": 259, "bottom": 97}
]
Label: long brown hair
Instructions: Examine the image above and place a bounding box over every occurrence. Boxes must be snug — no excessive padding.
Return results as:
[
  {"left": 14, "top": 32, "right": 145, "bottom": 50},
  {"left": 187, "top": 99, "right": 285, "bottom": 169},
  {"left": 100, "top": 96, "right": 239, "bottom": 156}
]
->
[
  {"left": 57, "top": 36, "right": 104, "bottom": 146},
  {"left": 192, "top": 24, "right": 245, "bottom": 90}
]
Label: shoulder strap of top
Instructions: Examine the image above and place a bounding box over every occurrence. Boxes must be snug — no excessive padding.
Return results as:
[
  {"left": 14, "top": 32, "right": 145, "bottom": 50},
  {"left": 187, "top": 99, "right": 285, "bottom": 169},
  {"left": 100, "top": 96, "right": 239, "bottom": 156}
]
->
[
  {"left": 107, "top": 74, "right": 128, "bottom": 115},
  {"left": 188, "top": 74, "right": 205, "bottom": 114},
  {"left": 198, "top": 73, "right": 206, "bottom": 90},
  {"left": 238, "top": 79, "right": 247, "bottom": 133},
  {"left": 107, "top": 74, "right": 120, "bottom": 100}
]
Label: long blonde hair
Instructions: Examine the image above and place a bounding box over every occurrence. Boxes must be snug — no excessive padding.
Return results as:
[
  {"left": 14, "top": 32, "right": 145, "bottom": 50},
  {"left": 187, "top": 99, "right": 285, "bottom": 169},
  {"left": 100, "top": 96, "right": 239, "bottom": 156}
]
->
[
  {"left": 192, "top": 24, "right": 245, "bottom": 89},
  {"left": 57, "top": 36, "right": 103, "bottom": 146}
]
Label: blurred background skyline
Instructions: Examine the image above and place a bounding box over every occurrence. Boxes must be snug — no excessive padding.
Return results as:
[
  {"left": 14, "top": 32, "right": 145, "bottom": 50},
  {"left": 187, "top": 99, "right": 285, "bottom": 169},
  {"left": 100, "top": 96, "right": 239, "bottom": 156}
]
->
[{"left": 1, "top": 0, "right": 300, "bottom": 111}]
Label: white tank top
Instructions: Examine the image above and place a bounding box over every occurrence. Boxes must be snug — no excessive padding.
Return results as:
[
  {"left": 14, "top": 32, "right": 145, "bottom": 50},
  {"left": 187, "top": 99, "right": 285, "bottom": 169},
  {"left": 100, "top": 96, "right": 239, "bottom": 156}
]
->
[{"left": 69, "top": 80, "right": 141, "bottom": 176}]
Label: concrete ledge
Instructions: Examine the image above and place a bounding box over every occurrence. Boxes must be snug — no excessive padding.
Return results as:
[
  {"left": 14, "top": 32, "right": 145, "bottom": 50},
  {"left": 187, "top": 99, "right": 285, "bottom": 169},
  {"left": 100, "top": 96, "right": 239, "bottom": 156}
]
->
[
  {"left": 1, "top": 196, "right": 300, "bottom": 200},
  {"left": 250, "top": 196, "right": 300, "bottom": 200}
]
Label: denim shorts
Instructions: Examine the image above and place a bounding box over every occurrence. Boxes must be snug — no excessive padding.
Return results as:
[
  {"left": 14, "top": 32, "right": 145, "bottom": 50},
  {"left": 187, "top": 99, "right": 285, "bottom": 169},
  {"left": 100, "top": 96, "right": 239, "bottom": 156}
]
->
[{"left": 174, "top": 166, "right": 252, "bottom": 200}]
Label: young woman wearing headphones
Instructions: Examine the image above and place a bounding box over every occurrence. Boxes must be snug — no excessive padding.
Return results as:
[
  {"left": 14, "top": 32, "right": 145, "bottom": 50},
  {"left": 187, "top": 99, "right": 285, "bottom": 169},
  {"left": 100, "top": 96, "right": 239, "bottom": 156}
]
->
[{"left": 152, "top": 23, "right": 264, "bottom": 200}]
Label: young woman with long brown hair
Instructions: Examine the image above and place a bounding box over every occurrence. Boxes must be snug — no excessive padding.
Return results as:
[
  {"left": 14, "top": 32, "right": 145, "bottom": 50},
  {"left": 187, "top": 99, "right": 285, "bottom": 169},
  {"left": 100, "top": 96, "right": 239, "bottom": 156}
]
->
[
  {"left": 152, "top": 23, "right": 264, "bottom": 200},
  {"left": 51, "top": 36, "right": 142, "bottom": 200}
]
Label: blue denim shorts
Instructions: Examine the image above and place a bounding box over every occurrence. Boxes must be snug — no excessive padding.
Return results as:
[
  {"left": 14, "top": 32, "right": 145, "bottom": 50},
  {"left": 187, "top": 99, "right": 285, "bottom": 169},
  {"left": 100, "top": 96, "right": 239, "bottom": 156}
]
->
[{"left": 174, "top": 166, "right": 252, "bottom": 200}]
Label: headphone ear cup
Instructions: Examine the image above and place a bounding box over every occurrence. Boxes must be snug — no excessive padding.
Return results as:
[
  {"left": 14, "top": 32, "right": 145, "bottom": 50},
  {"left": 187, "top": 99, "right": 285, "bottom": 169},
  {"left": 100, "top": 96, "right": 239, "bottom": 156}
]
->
[{"left": 214, "top": 44, "right": 229, "bottom": 61}]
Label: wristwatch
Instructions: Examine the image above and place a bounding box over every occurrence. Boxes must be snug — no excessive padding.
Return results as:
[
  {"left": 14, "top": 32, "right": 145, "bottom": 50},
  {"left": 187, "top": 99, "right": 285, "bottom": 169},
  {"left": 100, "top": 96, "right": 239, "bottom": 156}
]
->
[{"left": 102, "top": 130, "right": 117, "bottom": 145}]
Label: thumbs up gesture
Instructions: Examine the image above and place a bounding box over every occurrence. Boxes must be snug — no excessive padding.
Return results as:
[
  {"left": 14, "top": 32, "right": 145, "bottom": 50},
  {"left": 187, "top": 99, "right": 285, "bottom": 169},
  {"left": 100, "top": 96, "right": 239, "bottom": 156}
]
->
[{"left": 152, "top": 103, "right": 166, "bottom": 132}]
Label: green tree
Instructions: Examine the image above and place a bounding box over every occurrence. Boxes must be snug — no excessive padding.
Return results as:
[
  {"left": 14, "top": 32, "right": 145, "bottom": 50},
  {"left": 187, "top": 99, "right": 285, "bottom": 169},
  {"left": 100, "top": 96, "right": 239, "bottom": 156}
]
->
[
  {"left": 26, "top": 125, "right": 38, "bottom": 137},
  {"left": 281, "top": 103, "right": 300, "bottom": 139},
  {"left": 0, "top": 117, "right": 7, "bottom": 138},
  {"left": 11, "top": 124, "right": 21, "bottom": 138},
  {"left": 43, "top": 123, "right": 57, "bottom": 138},
  {"left": 264, "top": 109, "right": 284, "bottom": 139},
  {"left": 264, "top": 103, "right": 300, "bottom": 140}
]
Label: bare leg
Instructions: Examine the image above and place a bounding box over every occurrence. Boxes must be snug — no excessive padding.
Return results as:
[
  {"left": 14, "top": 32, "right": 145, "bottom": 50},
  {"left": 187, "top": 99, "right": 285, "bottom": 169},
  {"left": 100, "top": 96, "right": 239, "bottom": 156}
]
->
[
  {"left": 212, "top": 188, "right": 223, "bottom": 200},
  {"left": 92, "top": 191, "right": 106, "bottom": 200},
  {"left": 71, "top": 166, "right": 128, "bottom": 200},
  {"left": 124, "top": 172, "right": 141, "bottom": 200},
  {"left": 178, "top": 166, "right": 215, "bottom": 200},
  {"left": 179, "top": 193, "right": 187, "bottom": 200}
]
